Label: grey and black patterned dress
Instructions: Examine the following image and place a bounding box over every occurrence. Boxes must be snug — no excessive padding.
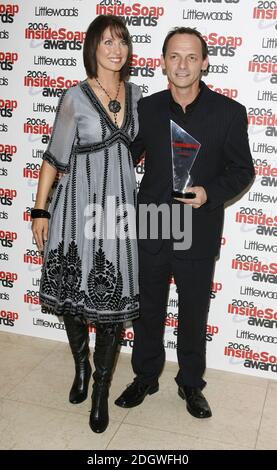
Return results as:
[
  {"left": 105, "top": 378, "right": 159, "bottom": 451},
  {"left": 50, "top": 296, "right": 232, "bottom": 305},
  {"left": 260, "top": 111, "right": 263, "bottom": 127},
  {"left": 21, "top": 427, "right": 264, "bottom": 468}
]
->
[{"left": 39, "top": 80, "right": 142, "bottom": 324}]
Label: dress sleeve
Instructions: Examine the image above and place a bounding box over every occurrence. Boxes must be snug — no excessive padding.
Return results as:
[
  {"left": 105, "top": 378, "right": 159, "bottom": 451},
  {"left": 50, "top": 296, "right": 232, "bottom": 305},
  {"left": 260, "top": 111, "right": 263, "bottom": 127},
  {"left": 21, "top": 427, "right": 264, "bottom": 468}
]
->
[
  {"left": 42, "top": 88, "right": 77, "bottom": 173},
  {"left": 130, "top": 98, "right": 146, "bottom": 166}
]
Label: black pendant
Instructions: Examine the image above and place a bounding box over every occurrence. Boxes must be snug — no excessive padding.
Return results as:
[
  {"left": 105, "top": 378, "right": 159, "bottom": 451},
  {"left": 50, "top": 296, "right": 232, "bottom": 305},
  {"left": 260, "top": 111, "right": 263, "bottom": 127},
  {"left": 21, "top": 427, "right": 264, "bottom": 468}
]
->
[{"left": 109, "top": 100, "right": 121, "bottom": 113}]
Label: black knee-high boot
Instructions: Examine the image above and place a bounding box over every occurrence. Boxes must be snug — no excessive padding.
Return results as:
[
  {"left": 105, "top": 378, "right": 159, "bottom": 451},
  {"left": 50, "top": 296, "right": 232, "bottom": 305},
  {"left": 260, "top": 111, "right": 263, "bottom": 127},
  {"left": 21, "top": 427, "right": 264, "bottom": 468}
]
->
[
  {"left": 63, "top": 315, "right": 92, "bottom": 404},
  {"left": 89, "top": 323, "right": 122, "bottom": 433}
]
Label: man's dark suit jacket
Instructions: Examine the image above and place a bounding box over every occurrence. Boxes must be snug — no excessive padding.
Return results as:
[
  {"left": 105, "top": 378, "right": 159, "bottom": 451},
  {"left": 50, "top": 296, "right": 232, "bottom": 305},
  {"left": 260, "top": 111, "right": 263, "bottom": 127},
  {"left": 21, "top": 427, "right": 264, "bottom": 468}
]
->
[{"left": 131, "top": 81, "right": 255, "bottom": 259}]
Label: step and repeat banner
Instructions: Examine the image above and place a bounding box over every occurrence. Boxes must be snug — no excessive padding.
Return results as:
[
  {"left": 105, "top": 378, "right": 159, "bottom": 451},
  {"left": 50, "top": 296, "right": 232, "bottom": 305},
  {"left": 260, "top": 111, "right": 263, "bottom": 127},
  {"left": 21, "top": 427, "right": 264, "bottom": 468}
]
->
[{"left": 0, "top": 0, "right": 276, "bottom": 379}]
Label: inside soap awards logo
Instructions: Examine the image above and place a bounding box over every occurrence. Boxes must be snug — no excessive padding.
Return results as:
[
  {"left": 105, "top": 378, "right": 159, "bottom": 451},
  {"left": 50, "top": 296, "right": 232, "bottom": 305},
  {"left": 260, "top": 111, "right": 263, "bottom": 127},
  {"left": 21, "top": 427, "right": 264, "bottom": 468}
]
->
[
  {"left": 95, "top": 1, "right": 165, "bottom": 26},
  {"left": 129, "top": 55, "right": 161, "bottom": 78},
  {"left": 231, "top": 254, "right": 277, "bottom": 284},
  {"left": 228, "top": 300, "right": 277, "bottom": 329},
  {"left": 0, "top": 99, "right": 17, "bottom": 118},
  {"left": 224, "top": 343, "right": 277, "bottom": 373},
  {"left": 25, "top": 25, "right": 86, "bottom": 51},
  {"left": 207, "top": 84, "right": 238, "bottom": 99},
  {"left": 0, "top": 270, "right": 17, "bottom": 288},
  {"left": 210, "top": 281, "right": 222, "bottom": 299},
  {"left": 23, "top": 117, "right": 53, "bottom": 144},
  {"left": 0, "top": 52, "right": 18, "bottom": 71},
  {"left": 202, "top": 33, "right": 242, "bottom": 57},
  {"left": 253, "top": 158, "right": 277, "bottom": 190},
  {"left": 24, "top": 248, "right": 43, "bottom": 265},
  {"left": 0, "top": 187, "right": 16, "bottom": 206},
  {"left": 0, "top": 229, "right": 17, "bottom": 248},
  {"left": 0, "top": 4, "right": 19, "bottom": 23},
  {"left": 235, "top": 207, "right": 277, "bottom": 237},
  {"left": 24, "top": 288, "right": 40, "bottom": 305},
  {"left": 119, "top": 328, "right": 134, "bottom": 348},
  {"left": 253, "top": 2, "right": 277, "bottom": 20},
  {"left": 24, "top": 72, "right": 79, "bottom": 98},
  {"left": 23, "top": 161, "right": 41, "bottom": 180},
  {"left": 0, "top": 143, "right": 17, "bottom": 163},
  {"left": 248, "top": 53, "right": 277, "bottom": 84},
  {"left": 0, "top": 309, "right": 18, "bottom": 327}
]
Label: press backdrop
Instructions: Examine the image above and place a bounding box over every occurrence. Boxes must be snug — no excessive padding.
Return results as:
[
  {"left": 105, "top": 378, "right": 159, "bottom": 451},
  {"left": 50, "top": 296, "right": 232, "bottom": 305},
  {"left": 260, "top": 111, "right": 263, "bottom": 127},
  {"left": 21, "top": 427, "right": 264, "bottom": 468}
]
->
[{"left": 0, "top": 0, "right": 276, "bottom": 379}]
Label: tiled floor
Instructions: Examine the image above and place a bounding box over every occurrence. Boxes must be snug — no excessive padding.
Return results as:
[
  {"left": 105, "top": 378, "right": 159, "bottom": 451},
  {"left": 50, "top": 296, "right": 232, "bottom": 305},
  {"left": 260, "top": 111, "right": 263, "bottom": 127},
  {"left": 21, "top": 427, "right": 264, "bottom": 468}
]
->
[{"left": 0, "top": 331, "right": 276, "bottom": 450}]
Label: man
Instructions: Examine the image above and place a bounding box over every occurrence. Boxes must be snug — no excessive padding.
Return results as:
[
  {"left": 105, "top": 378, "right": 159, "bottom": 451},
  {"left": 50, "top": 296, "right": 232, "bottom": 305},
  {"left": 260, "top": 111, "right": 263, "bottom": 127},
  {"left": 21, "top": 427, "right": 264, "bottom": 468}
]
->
[{"left": 115, "top": 28, "right": 255, "bottom": 418}]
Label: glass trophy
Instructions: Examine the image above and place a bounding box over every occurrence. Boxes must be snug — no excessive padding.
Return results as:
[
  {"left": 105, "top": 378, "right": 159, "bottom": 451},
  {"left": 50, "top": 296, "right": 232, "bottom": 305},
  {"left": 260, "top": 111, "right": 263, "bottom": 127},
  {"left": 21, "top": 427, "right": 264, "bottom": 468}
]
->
[{"left": 170, "top": 120, "right": 201, "bottom": 199}]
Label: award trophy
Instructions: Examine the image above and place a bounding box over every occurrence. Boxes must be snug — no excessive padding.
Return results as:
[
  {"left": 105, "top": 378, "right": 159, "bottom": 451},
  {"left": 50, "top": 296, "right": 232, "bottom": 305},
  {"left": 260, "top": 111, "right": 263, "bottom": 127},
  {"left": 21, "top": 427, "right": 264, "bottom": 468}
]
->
[{"left": 170, "top": 120, "right": 201, "bottom": 199}]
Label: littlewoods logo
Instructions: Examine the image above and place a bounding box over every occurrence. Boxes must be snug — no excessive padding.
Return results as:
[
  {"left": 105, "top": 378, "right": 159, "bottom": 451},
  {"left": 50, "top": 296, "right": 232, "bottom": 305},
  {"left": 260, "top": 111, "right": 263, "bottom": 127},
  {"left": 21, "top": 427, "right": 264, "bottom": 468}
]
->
[
  {"left": 33, "top": 318, "right": 65, "bottom": 329},
  {"left": 84, "top": 198, "right": 192, "bottom": 251}
]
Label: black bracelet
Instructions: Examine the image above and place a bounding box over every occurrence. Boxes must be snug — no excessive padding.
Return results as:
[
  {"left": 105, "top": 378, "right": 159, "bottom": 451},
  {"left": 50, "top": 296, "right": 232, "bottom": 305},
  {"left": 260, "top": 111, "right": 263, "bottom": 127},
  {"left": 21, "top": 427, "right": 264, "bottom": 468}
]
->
[{"left": 31, "top": 208, "right": 51, "bottom": 219}]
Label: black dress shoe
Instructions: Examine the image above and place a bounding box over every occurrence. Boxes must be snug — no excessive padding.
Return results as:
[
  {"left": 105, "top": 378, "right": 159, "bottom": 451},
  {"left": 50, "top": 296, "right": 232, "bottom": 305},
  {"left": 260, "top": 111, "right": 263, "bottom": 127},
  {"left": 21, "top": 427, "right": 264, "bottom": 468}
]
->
[
  {"left": 178, "top": 385, "right": 212, "bottom": 419},
  {"left": 115, "top": 380, "right": 159, "bottom": 408}
]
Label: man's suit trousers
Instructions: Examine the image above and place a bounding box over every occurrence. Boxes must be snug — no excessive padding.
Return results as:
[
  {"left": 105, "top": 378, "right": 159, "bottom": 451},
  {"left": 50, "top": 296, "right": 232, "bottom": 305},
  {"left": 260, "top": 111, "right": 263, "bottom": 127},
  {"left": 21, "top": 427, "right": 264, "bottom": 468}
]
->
[{"left": 132, "top": 242, "right": 216, "bottom": 389}]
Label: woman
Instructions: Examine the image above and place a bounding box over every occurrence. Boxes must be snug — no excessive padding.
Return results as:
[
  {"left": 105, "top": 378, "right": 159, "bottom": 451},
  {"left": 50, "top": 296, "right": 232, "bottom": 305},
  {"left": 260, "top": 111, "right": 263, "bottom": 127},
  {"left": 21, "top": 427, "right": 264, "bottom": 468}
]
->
[{"left": 31, "top": 15, "right": 141, "bottom": 434}]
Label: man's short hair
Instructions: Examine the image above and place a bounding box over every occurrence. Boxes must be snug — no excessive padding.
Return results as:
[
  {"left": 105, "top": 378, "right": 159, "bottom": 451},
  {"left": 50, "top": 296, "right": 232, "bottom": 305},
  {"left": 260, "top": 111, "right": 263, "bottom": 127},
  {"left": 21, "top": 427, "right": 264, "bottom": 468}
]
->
[{"left": 162, "top": 27, "right": 208, "bottom": 60}]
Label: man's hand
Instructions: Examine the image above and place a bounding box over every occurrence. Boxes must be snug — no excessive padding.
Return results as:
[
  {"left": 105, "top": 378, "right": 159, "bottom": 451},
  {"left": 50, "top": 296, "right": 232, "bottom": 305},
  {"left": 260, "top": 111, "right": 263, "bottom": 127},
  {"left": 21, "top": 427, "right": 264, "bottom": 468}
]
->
[{"left": 174, "top": 186, "right": 207, "bottom": 209}]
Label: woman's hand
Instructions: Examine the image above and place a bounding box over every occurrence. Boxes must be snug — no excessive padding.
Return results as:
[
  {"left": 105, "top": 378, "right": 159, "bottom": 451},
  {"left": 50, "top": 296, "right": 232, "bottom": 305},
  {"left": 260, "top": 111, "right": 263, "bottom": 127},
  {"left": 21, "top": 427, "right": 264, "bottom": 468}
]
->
[{"left": 32, "top": 218, "right": 49, "bottom": 252}]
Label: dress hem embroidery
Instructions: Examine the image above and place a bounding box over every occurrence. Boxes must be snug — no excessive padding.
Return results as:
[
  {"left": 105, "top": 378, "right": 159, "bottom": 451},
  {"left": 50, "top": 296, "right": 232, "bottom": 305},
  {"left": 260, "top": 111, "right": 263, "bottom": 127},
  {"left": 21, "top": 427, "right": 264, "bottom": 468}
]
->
[{"left": 39, "top": 294, "right": 139, "bottom": 324}]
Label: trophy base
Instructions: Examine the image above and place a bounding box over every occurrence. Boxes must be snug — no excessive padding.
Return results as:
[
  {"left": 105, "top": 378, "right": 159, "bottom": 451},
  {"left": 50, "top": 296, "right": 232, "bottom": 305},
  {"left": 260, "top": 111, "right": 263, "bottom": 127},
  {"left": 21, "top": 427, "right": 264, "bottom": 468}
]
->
[{"left": 172, "top": 191, "right": 196, "bottom": 199}]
